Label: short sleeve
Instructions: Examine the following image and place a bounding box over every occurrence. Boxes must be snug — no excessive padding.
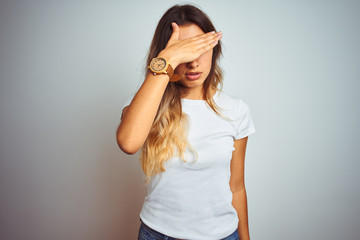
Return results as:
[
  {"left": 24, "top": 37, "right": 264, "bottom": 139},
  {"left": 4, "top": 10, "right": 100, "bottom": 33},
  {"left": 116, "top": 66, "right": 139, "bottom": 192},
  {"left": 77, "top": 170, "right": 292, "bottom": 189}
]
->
[
  {"left": 122, "top": 94, "right": 134, "bottom": 109},
  {"left": 234, "top": 100, "right": 256, "bottom": 139},
  {"left": 120, "top": 93, "right": 135, "bottom": 119}
]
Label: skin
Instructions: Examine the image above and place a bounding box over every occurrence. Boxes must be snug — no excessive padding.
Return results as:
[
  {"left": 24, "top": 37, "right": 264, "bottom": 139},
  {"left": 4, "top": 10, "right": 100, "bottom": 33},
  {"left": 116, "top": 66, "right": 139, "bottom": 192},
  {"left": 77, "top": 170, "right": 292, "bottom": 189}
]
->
[
  {"left": 230, "top": 137, "right": 251, "bottom": 240},
  {"left": 173, "top": 24, "right": 214, "bottom": 99},
  {"left": 116, "top": 23, "right": 250, "bottom": 240}
]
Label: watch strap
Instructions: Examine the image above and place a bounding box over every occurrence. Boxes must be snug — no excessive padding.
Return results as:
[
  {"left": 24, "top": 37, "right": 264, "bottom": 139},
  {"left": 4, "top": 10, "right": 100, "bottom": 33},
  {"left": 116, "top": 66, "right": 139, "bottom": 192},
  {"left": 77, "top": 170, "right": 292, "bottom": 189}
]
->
[{"left": 166, "top": 64, "right": 181, "bottom": 82}]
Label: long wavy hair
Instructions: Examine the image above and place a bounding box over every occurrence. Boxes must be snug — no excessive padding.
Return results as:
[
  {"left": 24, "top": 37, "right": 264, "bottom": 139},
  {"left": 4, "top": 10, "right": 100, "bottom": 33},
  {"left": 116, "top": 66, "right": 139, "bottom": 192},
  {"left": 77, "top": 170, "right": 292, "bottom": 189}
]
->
[{"left": 141, "top": 4, "right": 223, "bottom": 182}]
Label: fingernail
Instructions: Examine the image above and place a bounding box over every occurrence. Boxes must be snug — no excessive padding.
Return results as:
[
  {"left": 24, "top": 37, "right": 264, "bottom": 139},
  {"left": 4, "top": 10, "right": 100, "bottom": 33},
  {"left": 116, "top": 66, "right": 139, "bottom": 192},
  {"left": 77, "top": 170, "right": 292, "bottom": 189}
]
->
[{"left": 210, "top": 31, "right": 215, "bottom": 34}]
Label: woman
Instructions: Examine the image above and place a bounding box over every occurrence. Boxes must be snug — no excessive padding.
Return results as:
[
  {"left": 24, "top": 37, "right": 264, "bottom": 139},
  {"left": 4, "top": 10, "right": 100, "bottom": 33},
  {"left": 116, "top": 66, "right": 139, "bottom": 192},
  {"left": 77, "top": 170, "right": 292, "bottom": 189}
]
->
[{"left": 116, "top": 4, "right": 255, "bottom": 240}]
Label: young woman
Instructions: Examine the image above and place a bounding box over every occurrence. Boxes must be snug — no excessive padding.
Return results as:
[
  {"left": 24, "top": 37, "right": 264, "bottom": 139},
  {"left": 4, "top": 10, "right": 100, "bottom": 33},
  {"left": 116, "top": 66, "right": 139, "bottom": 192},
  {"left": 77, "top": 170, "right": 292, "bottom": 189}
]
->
[{"left": 116, "top": 4, "right": 255, "bottom": 240}]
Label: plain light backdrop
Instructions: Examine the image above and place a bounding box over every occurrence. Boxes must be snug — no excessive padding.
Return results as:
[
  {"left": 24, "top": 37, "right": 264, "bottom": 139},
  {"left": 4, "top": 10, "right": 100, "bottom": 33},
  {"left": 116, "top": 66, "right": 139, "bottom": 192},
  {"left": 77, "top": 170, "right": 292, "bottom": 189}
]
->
[{"left": 0, "top": 0, "right": 359, "bottom": 239}]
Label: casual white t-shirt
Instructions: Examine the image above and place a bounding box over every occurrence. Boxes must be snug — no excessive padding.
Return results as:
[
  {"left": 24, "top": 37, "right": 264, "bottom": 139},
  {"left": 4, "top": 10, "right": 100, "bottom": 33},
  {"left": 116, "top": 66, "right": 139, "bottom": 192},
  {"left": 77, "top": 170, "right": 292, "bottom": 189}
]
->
[{"left": 123, "top": 91, "right": 255, "bottom": 240}]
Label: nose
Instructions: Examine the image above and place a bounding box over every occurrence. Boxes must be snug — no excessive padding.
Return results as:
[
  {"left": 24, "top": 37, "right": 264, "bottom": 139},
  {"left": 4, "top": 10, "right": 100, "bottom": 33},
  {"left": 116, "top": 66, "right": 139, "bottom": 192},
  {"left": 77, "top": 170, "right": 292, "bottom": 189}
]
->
[{"left": 186, "top": 60, "right": 199, "bottom": 69}]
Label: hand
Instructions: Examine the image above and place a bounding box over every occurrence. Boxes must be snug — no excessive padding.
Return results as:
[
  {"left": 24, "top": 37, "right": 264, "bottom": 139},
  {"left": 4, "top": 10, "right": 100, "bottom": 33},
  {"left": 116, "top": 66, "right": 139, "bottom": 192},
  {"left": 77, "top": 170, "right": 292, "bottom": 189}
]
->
[{"left": 158, "top": 22, "right": 222, "bottom": 68}]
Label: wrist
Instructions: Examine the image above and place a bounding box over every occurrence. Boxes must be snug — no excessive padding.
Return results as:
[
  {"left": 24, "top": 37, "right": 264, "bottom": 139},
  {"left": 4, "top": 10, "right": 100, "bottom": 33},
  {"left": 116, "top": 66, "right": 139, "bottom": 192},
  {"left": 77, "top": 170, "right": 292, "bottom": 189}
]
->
[
  {"left": 157, "top": 50, "right": 179, "bottom": 69},
  {"left": 148, "top": 54, "right": 181, "bottom": 82}
]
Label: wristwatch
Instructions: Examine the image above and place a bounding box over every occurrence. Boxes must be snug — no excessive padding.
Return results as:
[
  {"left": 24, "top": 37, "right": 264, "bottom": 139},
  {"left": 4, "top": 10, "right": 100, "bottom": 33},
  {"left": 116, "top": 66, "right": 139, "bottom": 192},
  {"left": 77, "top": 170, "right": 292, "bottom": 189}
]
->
[{"left": 148, "top": 57, "right": 181, "bottom": 82}]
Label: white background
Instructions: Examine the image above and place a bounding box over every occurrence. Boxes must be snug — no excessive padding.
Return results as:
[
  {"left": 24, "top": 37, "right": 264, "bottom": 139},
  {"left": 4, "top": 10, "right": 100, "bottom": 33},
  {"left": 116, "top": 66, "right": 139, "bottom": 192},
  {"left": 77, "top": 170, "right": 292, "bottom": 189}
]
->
[{"left": 0, "top": 0, "right": 359, "bottom": 239}]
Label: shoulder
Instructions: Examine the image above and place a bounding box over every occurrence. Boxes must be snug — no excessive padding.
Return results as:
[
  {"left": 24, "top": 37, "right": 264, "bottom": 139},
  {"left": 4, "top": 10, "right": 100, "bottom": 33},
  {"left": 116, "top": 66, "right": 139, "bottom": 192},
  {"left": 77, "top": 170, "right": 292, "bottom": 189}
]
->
[
  {"left": 214, "top": 91, "right": 251, "bottom": 116},
  {"left": 215, "top": 92, "right": 256, "bottom": 138}
]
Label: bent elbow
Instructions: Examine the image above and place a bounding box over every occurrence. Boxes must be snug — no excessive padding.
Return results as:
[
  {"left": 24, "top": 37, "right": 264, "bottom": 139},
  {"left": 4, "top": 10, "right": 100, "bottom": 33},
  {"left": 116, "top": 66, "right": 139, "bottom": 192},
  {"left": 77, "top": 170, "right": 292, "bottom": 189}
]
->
[
  {"left": 116, "top": 135, "right": 141, "bottom": 155},
  {"left": 116, "top": 123, "right": 145, "bottom": 155},
  {"left": 119, "top": 144, "right": 139, "bottom": 155}
]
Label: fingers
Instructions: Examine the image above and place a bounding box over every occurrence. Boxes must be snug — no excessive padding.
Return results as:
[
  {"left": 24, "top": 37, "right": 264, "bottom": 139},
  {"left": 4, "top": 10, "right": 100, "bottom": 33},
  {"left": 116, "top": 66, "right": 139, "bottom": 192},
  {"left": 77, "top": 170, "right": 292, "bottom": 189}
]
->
[
  {"left": 194, "top": 31, "right": 222, "bottom": 53},
  {"left": 189, "top": 31, "right": 222, "bottom": 47},
  {"left": 187, "top": 30, "right": 216, "bottom": 43},
  {"left": 167, "top": 22, "right": 180, "bottom": 44},
  {"left": 162, "top": 27, "right": 222, "bottom": 66}
]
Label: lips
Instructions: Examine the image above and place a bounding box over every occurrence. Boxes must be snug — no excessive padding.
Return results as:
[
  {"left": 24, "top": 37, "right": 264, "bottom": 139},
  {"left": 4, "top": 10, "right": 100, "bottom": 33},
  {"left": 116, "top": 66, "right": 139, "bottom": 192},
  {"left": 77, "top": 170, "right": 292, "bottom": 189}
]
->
[{"left": 185, "top": 72, "right": 202, "bottom": 80}]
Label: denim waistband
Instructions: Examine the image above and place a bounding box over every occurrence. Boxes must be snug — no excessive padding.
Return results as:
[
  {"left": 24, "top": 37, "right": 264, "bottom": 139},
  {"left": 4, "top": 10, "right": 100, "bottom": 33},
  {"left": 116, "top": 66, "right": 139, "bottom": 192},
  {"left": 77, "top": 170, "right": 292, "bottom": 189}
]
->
[
  {"left": 140, "top": 219, "right": 180, "bottom": 239},
  {"left": 139, "top": 218, "right": 239, "bottom": 240}
]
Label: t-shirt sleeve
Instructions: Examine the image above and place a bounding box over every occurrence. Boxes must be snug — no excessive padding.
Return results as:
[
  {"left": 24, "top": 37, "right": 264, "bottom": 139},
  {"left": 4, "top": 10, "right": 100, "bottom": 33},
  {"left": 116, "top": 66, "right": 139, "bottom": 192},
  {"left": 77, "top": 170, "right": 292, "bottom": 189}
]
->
[
  {"left": 234, "top": 100, "right": 256, "bottom": 139},
  {"left": 120, "top": 93, "right": 135, "bottom": 119},
  {"left": 122, "top": 94, "right": 134, "bottom": 109}
]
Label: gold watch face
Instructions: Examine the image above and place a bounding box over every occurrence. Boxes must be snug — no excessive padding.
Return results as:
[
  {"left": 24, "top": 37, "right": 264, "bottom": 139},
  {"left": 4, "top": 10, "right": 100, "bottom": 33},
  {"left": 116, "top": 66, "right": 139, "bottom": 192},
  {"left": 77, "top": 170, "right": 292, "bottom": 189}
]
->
[{"left": 150, "top": 58, "right": 167, "bottom": 72}]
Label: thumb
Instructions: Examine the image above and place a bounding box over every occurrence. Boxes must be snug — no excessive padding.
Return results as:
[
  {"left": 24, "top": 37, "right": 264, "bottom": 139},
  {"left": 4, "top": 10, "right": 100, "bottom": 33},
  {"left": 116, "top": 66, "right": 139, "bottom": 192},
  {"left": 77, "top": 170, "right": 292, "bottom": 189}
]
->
[{"left": 167, "top": 22, "right": 179, "bottom": 44}]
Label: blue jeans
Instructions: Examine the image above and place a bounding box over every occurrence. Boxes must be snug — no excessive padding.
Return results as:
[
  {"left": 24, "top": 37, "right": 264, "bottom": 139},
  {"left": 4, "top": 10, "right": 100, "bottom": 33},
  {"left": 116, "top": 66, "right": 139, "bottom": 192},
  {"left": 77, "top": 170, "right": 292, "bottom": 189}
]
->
[{"left": 138, "top": 219, "right": 239, "bottom": 240}]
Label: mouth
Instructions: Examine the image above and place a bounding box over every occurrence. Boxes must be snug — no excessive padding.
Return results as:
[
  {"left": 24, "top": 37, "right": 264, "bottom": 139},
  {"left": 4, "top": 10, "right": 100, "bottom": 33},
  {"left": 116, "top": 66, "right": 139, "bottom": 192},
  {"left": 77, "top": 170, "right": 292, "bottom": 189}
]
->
[{"left": 185, "top": 72, "right": 202, "bottom": 81}]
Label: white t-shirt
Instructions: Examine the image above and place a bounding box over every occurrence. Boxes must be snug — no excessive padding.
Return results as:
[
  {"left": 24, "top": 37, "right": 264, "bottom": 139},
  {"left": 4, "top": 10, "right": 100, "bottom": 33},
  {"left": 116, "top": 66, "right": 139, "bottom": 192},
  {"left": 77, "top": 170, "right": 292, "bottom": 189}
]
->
[{"left": 124, "top": 91, "right": 255, "bottom": 240}]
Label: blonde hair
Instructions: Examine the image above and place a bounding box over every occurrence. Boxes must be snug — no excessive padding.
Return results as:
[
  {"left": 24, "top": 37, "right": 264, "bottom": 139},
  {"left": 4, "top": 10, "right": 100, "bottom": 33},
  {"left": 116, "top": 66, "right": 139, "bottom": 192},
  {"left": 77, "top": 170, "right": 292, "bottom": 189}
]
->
[{"left": 140, "top": 4, "right": 223, "bottom": 183}]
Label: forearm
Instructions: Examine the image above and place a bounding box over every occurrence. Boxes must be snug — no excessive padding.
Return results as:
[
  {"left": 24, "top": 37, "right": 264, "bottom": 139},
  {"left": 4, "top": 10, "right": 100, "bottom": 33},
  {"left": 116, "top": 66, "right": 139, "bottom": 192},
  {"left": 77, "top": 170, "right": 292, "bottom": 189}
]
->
[
  {"left": 116, "top": 71, "right": 170, "bottom": 154},
  {"left": 232, "top": 188, "right": 250, "bottom": 240}
]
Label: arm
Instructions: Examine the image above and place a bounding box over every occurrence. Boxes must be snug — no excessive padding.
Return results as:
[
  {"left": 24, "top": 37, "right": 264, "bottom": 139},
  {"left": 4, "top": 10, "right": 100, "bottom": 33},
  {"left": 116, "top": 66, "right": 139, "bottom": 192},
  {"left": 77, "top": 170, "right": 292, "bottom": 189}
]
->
[
  {"left": 116, "top": 23, "right": 222, "bottom": 154},
  {"left": 230, "top": 137, "right": 250, "bottom": 240},
  {"left": 116, "top": 71, "right": 170, "bottom": 154}
]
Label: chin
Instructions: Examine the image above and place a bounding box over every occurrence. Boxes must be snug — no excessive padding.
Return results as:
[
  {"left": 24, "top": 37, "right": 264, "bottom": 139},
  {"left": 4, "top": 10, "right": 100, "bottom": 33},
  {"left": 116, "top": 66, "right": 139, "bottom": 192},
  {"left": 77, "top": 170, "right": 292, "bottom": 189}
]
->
[{"left": 180, "top": 81, "right": 203, "bottom": 89}]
